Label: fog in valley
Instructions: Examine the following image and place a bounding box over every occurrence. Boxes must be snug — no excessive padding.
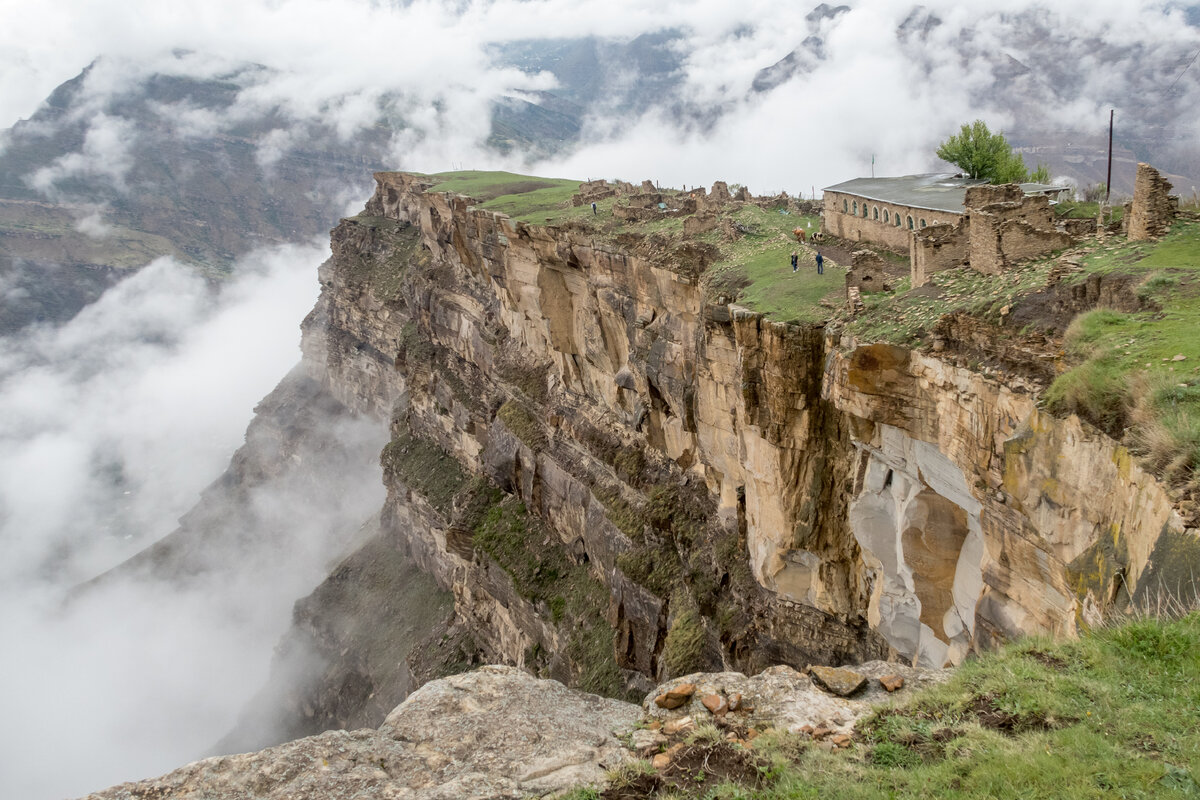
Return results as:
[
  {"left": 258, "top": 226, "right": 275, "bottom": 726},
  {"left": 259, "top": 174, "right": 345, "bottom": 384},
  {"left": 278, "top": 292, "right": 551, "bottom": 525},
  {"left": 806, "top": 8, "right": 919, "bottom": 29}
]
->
[{"left": 0, "top": 1, "right": 1196, "bottom": 797}]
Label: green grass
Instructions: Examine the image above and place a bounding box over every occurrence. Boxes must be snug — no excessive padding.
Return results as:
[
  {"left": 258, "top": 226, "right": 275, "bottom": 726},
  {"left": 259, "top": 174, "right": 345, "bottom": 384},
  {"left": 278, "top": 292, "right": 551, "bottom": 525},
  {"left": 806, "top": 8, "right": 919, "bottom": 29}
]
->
[
  {"left": 1055, "top": 200, "right": 1125, "bottom": 221},
  {"left": 426, "top": 170, "right": 582, "bottom": 223},
  {"left": 597, "top": 614, "right": 1200, "bottom": 799},
  {"left": 844, "top": 252, "right": 1059, "bottom": 346},
  {"left": 1039, "top": 222, "right": 1200, "bottom": 490},
  {"left": 708, "top": 206, "right": 838, "bottom": 323},
  {"left": 421, "top": 171, "right": 841, "bottom": 322}
]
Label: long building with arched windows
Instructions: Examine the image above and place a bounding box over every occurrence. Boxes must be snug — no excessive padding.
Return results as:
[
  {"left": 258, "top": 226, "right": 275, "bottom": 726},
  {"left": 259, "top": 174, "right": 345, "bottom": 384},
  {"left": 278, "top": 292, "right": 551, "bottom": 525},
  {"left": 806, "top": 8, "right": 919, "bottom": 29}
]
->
[
  {"left": 821, "top": 174, "right": 985, "bottom": 250},
  {"left": 822, "top": 174, "right": 1068, "bottom": 252}
]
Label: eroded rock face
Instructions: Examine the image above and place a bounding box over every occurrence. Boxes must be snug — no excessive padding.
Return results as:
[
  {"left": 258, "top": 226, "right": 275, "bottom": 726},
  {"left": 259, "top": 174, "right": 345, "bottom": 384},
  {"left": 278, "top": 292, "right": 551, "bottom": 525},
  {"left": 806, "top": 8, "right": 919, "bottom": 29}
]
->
[
  {"left": 296, "top": 170, "right": 1198, "bottom": 703},
  {"left": 83, "top": 666, "right": 641, "bottom": 800},
  {"left": 829, "top": 341, "right": 1198, "bottom": 665}
]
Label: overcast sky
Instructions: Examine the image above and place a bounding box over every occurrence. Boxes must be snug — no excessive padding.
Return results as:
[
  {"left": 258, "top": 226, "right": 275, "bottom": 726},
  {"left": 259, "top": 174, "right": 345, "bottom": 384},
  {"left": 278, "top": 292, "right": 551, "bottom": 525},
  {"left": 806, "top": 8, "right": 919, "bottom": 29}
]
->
[{"left": 3, "top": 0, "right": 1197, "bottom": 193}]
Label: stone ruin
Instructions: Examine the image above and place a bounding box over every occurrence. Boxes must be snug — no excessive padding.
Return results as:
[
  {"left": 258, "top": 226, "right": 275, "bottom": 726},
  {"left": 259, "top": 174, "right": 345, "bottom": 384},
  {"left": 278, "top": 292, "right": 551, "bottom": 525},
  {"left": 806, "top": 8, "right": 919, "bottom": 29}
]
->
[
  {"left": 1126, "top": 162, "right": 1178, "bottom": 240},
  {"left": 846, "top": 250, "right": 894, "bottom": 294},
  {"left": 581, "top": 179, "right": 812, "bottom": 244},
  {"left": 911, "top": 183, "right": 1073, "bottom": 287},
  {"left": 845, "top": 250, "right": 895, "bottom": 314},
  {"left": 571, "top": 178, "right": 618, "bottom": 207}
]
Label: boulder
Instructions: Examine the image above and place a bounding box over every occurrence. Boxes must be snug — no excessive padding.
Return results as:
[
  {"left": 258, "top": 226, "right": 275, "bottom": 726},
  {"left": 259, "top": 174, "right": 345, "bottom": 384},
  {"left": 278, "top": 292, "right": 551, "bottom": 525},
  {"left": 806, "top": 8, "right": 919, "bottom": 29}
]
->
[
  {"left": 83, "top": 666, "right": 640, "bottom": 800},
  {"left": 808, "top": 665, "right": 868, "bottom": 697}
]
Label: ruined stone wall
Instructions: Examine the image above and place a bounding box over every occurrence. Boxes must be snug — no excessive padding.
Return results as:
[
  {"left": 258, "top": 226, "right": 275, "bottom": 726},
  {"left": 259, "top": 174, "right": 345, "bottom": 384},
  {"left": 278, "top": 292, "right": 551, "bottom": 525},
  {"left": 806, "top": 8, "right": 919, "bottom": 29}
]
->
[
  {"left": 1127, "top": 162, "right": 1177, "bottom": 240},
  {"left": 845, "top": 250, "right": 894, "bottom": 295},
  {"left": 911, "top": 222, "right": 967, "bottom": 287},
  {"left": 911, "top": 185, "right": 1072, "bottom": 283},
  {"left": 823, "top": 191, "right": 959, "bottom": 252}
]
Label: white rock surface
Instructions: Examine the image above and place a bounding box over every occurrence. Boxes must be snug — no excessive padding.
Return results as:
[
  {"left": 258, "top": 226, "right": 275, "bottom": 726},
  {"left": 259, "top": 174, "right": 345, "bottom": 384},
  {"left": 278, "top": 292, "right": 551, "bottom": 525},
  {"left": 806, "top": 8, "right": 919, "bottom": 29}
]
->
[{"left": 83, "top": 666, "right": 640, "bottom": 800}]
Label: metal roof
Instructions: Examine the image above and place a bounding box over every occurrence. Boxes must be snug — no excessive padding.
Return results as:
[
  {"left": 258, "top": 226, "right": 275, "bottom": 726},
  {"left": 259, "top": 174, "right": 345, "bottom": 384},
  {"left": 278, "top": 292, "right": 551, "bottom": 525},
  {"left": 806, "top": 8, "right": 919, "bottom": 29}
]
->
[
  {"left": 822, "top": 174, "right": 989, "bottom": 214},
  {"left": 1019, "top": 182, "right": 1071, "bottom": 197}
]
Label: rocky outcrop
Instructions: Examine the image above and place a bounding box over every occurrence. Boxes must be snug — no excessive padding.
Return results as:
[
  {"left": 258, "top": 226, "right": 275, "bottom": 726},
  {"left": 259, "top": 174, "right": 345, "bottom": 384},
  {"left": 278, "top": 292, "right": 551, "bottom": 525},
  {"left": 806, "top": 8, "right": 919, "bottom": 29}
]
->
[
  {"left": 84, "top": 666, "right": 641, "bottom": 800},
  {"left": 298, "top": 172, "right": 890, "bottom": 707},
  {"left": 827, "top": 342, "right": 1197, "bottom": 665},
  {"left": 85, "top": 657, "right": 948, "bottom": 798},
  {"left": 643, "top": 660, "right": 945, "bottom": 737},
  {"left": 285, "top": 171, "right": 1200, "bottom": 707}
]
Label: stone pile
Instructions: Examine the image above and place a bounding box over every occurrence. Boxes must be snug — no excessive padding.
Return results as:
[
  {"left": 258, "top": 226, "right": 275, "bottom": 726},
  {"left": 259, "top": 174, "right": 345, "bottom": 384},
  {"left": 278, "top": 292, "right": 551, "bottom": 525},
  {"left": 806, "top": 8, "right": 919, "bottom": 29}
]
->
[
  {"left": 1127, "top": 162, "right": 1177, "bottom": 240},
  {"left": 636, "top": 661, "right": 945, "bottom": 770}
]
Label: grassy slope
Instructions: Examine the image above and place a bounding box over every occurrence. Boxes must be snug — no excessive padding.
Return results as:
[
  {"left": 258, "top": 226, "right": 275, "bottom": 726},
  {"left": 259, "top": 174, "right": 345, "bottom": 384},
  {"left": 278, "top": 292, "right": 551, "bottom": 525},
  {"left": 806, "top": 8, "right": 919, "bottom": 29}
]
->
[
  {"left": 424, "top": 170, "right": 834, "bottom": 321},
  {"left": 1042, "top": 221, "right": 1200, "bottom": 490},
  {"left": 427, "top": 170, "right": 582, "bottom": 222},
  {"left": 566, "top": 614, "right": 1200, "bottom": 800}
]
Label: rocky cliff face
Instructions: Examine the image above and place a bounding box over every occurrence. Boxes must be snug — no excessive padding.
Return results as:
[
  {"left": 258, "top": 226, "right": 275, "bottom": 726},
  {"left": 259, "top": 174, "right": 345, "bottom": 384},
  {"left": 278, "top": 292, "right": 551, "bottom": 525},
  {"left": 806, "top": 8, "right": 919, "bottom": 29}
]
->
[{"left": 287, "top": 170, "right": 1199, "bottom": 717}]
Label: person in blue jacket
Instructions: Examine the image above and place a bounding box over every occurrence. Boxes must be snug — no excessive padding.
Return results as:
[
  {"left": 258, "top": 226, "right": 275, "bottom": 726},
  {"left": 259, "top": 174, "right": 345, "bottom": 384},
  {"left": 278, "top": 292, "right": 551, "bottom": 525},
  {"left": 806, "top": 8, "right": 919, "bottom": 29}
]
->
[
  {"left": 815, "top": 251, "right": 824, "bottom": 274},
  {"left": 791, "top": 252, "right": 798, "bottom": 272}
]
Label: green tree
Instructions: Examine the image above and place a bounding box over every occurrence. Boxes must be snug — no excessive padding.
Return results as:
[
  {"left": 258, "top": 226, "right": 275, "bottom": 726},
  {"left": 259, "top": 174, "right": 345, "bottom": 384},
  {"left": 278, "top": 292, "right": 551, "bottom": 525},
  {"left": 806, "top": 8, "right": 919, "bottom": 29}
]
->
[
  {"left": 1029, "top": 163, "right": 1053, "bottom": 184},
  {"left": 936, "top": 120, "right": 1029, "bottom": 184}
]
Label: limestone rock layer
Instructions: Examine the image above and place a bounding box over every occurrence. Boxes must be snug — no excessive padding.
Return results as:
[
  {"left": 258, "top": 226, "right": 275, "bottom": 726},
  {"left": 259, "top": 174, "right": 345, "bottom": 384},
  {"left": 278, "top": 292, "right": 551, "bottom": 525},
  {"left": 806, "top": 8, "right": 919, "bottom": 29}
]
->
[{"left": 294, "top": 171, "right": 1197, "bottom": 695}]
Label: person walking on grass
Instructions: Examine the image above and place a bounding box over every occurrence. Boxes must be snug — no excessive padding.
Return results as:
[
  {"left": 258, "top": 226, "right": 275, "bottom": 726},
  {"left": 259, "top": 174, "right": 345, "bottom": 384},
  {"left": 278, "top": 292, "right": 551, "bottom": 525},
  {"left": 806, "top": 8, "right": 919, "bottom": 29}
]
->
[
  {"left": 791, "top": 252, "right": 798, "bottom": 272},
  {"left": 815, "top": 251, "right": 824, "bottom": 275}
]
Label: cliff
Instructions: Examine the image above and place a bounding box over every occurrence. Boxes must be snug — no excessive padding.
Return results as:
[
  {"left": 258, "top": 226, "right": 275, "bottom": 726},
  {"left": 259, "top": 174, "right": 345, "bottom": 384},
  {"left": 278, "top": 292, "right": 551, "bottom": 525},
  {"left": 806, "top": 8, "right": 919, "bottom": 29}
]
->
[{"left": 278, "top": 170, "right": 1199, "bottom": 718}]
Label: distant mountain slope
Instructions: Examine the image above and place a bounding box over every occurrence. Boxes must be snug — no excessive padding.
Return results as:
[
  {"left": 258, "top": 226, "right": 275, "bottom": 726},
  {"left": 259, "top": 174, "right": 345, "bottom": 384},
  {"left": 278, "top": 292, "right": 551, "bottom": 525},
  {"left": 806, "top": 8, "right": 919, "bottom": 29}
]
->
[{"left": 0, "top": 62, "right": 391, "bottom": 332}]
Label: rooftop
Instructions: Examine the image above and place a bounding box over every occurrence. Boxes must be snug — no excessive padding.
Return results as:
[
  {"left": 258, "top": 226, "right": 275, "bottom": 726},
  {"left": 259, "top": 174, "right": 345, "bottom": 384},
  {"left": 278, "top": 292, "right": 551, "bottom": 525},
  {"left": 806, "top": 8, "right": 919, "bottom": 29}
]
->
[
  {"left": 824, "top": 174, "right": 1072, "bottom": 214},
  {"left": 822, "top": 174, "right": 987, "bottom": 214}
]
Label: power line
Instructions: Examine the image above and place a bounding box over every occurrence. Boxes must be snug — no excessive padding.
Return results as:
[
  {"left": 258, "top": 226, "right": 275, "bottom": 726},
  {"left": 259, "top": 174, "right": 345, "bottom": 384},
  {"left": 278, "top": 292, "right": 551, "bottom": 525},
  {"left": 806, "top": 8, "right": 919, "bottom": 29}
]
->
[{"left": 1168, "top": 48, "right": 1200, "bottom": 92}]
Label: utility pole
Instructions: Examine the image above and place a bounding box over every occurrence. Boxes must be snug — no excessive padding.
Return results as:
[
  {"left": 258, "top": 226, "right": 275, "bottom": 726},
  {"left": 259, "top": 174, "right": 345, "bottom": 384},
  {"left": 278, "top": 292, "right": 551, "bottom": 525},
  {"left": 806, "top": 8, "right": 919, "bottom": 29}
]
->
[{"left": 1105, "top": 109, "right": 1114, "bottom": 204}]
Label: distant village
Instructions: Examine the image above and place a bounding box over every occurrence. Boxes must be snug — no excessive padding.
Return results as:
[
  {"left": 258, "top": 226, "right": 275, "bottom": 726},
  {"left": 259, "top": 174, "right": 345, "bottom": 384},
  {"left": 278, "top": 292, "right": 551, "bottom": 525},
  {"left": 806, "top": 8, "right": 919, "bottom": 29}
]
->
[{"left": 822, "top": 163, "right": 1178, "bottom": 309}]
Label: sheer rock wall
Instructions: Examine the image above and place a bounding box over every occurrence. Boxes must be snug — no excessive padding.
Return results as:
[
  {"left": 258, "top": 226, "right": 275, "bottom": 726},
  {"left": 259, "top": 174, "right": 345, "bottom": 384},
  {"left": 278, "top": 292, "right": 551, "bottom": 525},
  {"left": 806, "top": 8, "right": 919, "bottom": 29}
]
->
[{"left": 298, "top": 172, "right": 1198, "bottom": 690}]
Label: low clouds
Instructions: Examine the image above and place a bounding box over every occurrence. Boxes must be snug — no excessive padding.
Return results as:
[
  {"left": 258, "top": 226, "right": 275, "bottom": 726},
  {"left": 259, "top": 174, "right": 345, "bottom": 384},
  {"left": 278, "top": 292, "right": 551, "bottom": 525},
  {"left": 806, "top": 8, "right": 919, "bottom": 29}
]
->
[
  {"left": 6, "top": 0, "right": 1194, "bottom": 199},
  {"left": 26, "top": 112, "right": 138, "bottom": 197},
  {"left": 0, "top": 242, "right": 387, "bottom": 799}
]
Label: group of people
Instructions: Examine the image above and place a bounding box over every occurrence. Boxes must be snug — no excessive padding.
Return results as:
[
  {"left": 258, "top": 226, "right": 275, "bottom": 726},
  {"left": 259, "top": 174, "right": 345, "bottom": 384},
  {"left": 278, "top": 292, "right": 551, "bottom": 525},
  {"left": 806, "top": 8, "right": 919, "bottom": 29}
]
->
[{"left": 791, "top": 250, "right": 824, "bottom": 274}]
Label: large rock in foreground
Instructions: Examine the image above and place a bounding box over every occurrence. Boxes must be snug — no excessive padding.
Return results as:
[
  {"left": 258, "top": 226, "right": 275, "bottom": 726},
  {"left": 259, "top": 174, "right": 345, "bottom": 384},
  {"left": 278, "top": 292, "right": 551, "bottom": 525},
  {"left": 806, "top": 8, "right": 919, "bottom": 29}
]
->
[{"left": 84, "top": 666, "right": 640, "bottom": 800}]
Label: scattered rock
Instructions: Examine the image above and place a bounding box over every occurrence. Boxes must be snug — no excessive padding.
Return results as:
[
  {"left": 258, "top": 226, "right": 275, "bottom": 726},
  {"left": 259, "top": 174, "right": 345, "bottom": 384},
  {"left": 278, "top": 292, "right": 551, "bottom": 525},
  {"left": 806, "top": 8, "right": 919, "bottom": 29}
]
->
[
  {"left": 654, "top": 683, "right": 696, "bottom": 710},
  {"left": 653, "top": 743, "right": 684, "bottom": 769},
  {"left": 808, "top": 665, "right": 868, "bottom": 697},
  {"left": 1173, "top": 354, "right": 1187, "bottom": 361},
  {"left": 701, "top": 694, "right": 729, "bottom": 716},
  {"left": 662, "top": 716, "right": 695, "bottom": 736},
  {"left": 727, "top": 692, "right": 743, "bottom": 712},
  {"left": 879, "top": 674, "right": 906, "bottom": 693},
  {"left": 830, "top": 734, "right": 853, "bottom": 748},
  {"left": 631, "top": 728, "right": 667, "bottom": 756}
]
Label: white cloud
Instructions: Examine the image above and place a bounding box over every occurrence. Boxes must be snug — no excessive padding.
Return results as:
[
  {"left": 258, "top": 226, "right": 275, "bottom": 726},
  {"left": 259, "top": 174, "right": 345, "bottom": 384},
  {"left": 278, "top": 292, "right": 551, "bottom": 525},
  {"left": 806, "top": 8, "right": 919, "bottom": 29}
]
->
[
  {"left": 74, "top": 207, "right": 113, "bottom": 238},
  {"left": 26, "top": 112, "right": 138, "bottom": 197},
  {"left": 0, "top": 242, "right": 387, "bottom": 799}
]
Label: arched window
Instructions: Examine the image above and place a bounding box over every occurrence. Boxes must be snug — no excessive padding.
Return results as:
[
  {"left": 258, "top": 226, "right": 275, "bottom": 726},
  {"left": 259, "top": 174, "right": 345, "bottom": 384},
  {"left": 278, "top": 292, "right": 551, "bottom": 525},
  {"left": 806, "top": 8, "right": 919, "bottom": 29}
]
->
[
  {"left": 895, "top": 213, "right": 901, "bottom": 227},
  {"left": 843, "top": 199, "right": 848, "bottom": 213},
  {"left": 852, "top": 201, "right": 858, "bottom": 215},
  {"left": 907, "top": 215, "right": 914, "bottom": 229},
  {"left": 920, "top": 218, "right": 927, "bottom": 228},
  {"left": 861, "top": 204, "right": 868, "bottom": 218},
  {"left": 873, "top": 206, "right": 879, "bottom": 220},
  {"left": 882, "top": 210, "right": 889, "bottom": 224}
]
